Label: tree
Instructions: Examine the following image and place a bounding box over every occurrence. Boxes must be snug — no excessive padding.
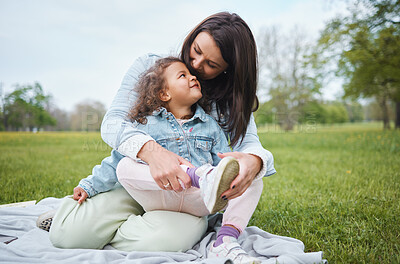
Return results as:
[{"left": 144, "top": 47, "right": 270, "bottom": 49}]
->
[
  {"left": 2, "top": 82, "right": 56, "bottom": 131},
  {"left": 344, "top": 100, "right": 364, "bottom": 122},
  {"left": 298, "top": 101, "right": 328, "bottom": 124},
  {"left": 317, "top": 0, "right": 400, "bottom": 129},
  {"left": 46, "top": 106, "right": 71, "bottom": 131},
  {"left": 364, "top": 99, "right": 396, "bottom": 121},
  {"left": 70, "top": 100, "right": 106, "bottom": 131},
  {"left": 324, "top": 102, "right": 349, "bottom": 124},
  {"left": 258, "top": 26, "right": 322, "bottom": 130}
]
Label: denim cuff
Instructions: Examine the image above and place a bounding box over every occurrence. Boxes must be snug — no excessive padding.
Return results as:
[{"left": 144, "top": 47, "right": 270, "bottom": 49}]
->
[{"left": 78, "top": 180, "right": 98, "bottom": 198}]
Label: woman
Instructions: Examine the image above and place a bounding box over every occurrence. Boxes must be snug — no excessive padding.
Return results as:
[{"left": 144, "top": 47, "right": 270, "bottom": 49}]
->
[{"left": 48, "top": 11, "right": 275, "bottom": 257}]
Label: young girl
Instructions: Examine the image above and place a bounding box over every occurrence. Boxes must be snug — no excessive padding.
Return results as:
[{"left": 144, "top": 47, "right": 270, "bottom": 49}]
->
[{"left": 74, "top": 57, "right": 263, "bottom": 263}]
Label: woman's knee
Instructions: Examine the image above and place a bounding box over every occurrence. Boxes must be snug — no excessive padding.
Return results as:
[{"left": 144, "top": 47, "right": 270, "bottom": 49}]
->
[
  {"left": 111, "top": 211, "right": 208, "bottom": 252},
  {"left": 48, "top": 197, "right": 105, "bottom": 249},
  {"left": 49, "top": 188, "right": 144, "bottom": 249},
  {"left": 143, "top": 211, "right": 208, "bottom": 251}
]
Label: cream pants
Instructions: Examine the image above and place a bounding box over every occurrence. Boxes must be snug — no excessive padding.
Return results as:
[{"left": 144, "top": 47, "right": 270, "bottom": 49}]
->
[{"left": 49, "top": 185, "right": 207, "bottom": 251}]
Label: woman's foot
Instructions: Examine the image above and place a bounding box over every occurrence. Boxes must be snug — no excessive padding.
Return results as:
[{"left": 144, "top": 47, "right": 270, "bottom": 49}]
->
[
  {"left": 36, "top": 210, "right": 56, "bottom": 232},
  {"left": 196, "top": 157, "right": 239, "bottom": 214},
  {"left": 208, "top": 236, "right": 261, "bottom": 264}
]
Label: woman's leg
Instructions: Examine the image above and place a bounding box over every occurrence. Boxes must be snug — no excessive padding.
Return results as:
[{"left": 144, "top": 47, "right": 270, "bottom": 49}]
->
[
  {"left": 110, "top": 211, "right": 208, "bottom": 251},
  {"left": 50, "top": 185, "right": 208, "bottom": 251},
  {"left": 222, "top": 178, "right": 264, "bottom": 232},
  {"left": 49, "top": 185, "right": 144, "bottom": 249}
]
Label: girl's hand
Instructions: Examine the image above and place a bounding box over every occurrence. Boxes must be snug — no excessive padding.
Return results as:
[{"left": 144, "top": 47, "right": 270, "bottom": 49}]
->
[
  {"left": 137, "top": 140, "right": 194, "bottom": 192},
  {"left": 73, "top": 186, "right": 88, "bottom": 204},
  {"left": 219, "top": 152, "right": 262, "bottom": 200}
]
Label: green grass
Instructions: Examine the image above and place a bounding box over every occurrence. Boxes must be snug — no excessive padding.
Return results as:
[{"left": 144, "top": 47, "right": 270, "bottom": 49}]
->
[
  {"left": 251, "top": 123, "right": 400, "bottom": 263},
  {"left": 0, "top": 132, "right": 112, "bottom": 202},
  {"left": 1, "top": 124, "right": 399, "bottom": 263}
]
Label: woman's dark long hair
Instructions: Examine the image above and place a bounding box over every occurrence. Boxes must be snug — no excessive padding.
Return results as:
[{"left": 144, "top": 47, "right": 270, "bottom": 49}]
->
[{"left": 180, "top": 12, "right": 259, "bottom": 146}]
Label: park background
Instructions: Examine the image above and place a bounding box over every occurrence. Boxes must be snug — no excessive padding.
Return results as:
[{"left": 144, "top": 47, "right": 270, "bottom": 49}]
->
[{"left": 1, "top": 0, "right": 399, "bottom": 263}]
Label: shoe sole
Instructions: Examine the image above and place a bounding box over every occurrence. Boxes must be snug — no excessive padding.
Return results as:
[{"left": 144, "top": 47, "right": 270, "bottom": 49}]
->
[{"left": 207, "top": 157, "right": 239, "bottom": 214}]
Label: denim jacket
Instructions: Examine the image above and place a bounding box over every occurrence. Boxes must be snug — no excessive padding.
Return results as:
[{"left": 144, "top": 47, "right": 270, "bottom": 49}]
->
[
  {"left": 79, "top": 105, "right": 230, "bottom": 197},
  {"left": 80, "top": 53, "right": 276, "bottom": 197},
  {"left": 136, "top": 105, "right": 231, "bottom": 167}
]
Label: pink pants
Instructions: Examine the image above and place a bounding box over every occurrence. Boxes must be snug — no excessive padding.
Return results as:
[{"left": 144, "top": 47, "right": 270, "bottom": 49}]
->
[{"left": 116, "top": 157, "right": 263, "bottom": 232}]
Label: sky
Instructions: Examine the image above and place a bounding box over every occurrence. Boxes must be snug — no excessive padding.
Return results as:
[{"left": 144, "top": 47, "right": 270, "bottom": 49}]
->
[{"left": 0, "top": 0, "right": 348, "bottom": 112}]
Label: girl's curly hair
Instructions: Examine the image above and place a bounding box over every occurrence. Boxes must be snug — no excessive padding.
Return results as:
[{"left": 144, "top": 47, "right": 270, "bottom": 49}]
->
[
  {"left": 128, "top": 56, "right": 210, "bottom": 124},
  {"left": 128, "top": 57, "right": 182, "bottom": 124}
]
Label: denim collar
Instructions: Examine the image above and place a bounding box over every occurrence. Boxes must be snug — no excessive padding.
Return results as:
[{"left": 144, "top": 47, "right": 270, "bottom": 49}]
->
[{"left": 152, "top": 104, "right": 207, "bottom": 122}]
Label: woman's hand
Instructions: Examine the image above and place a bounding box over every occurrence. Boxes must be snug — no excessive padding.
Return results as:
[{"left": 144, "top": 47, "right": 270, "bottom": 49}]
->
[
  {"left": 219, "top": 152, "right": 262, "bottom": 200},
  {"left": 73, "top": 186, "right": 88, "bottom": 204},
  {"left": 137, "top": 140, "right": 194, "bottom": 192}
]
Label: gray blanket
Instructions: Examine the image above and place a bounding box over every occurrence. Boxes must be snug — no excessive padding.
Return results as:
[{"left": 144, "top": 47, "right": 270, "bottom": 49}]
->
[{"left": 0, "top": 198, "right": 327, "bottom": 263}]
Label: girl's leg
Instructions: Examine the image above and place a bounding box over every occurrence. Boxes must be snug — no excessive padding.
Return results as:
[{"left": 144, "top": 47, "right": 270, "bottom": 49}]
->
[
  {"left": 213, "top": 178, "right": 264, "bottom": 245},
  {"left": 222, "top": 178, "right": 264, "bottom": 232},
  {"left": 117, "top": 157, "right": 209, "bottom": 216},
  {"left": 208, "top": 179, "right": 264, "bottom": 262},
  {"left": 116, "top": 157, "right": 170, "bottom": 191}
]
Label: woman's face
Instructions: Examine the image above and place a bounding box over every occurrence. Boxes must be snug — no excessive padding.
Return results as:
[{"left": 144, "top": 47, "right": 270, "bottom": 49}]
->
[{"left": 189, "top": 32, "right": 229, "bottom": 80}]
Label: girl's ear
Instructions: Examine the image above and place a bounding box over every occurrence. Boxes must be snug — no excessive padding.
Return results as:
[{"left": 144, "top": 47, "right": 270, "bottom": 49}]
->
[{"left": 159, "top": 90, "right": 171, "bottom": 102}]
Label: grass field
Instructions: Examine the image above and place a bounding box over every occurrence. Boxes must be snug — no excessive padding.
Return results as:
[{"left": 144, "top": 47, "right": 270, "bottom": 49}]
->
[{"left": 1, "top": 123, "right": 399, "bottom": 263}]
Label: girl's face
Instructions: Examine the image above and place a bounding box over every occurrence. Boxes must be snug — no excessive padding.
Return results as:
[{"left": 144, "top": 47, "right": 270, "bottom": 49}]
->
[
  {"left": 189, "top": 32, "right": 229, "bottom": 80},
  {"left": 162, "top": 61, "right": 202, "bottom": 108}
]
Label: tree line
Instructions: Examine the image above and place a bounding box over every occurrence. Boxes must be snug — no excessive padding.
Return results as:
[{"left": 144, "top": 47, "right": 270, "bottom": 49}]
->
[
  {"left": 254, "top": 98, "right": 396, "bottom": 129},
  {"left": 0, "top": 82, "right": 106, "bottom": 132},
  {"left": 256, "top": 0, "right": 399, "bottom": 130}
]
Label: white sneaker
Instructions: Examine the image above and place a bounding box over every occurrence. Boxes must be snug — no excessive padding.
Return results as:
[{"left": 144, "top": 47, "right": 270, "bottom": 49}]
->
[
  {"left": 196, "top": 156, "right": 239, "bottom": 214},
  {"left": 208, "top": 236, "right": 261, "bottom": 264}
]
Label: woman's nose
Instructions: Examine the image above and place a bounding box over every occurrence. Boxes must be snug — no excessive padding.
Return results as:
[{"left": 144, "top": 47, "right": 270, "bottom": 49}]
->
[{"left": 192, "top": 57, "right": 203, "bottom": 71}]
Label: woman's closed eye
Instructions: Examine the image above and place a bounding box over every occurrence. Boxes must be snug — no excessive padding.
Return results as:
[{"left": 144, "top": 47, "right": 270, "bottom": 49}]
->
[{"left": 194, "top": 46, "right": 201, "bottom": 55}]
